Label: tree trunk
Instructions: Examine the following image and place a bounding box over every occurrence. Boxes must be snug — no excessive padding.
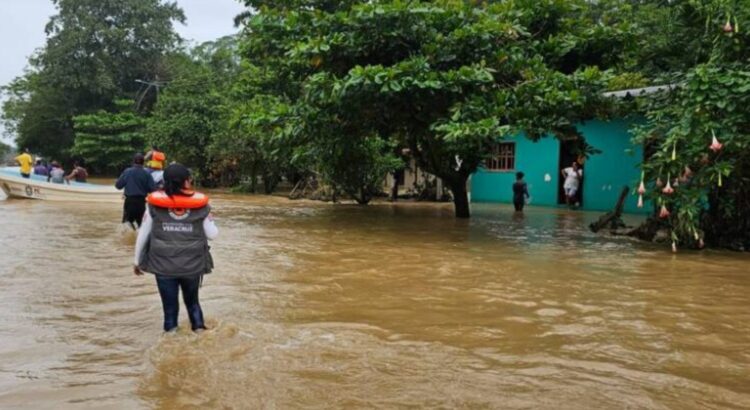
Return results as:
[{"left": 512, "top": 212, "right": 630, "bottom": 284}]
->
[
  {"left": 448, "top": 177, "right": 470, "bottom": 218},
  {"left": 589, "top": 186, "right": 629, "bottom": 232},
  {"left": 354, "top": 187, "right": 371, "bottom": 205},
  {"left": 390, "top": 174, "right": 399, "bottom": 201},
  {"left": 250, "top": 162, "right": 258, "bottom": 193}
]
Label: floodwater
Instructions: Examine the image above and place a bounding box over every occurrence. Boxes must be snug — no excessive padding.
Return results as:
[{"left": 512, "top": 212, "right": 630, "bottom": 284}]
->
[{"left": 0, "top": 192, "right": 749, "bottom": 409}]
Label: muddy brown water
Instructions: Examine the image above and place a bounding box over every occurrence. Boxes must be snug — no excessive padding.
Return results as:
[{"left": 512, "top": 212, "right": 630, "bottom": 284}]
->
[{"left": 0, "top": 192, "right": 749, "bottom": 409}]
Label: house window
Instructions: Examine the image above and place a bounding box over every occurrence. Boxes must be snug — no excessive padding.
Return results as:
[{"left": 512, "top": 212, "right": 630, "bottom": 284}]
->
[{"left": 485, "top": 142, "right": 515, "bottom": 171}]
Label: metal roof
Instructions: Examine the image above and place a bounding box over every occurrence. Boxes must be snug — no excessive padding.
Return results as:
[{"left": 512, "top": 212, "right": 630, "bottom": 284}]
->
[{"left": 602, "top": 84, "right": 681, "bottom": 98}]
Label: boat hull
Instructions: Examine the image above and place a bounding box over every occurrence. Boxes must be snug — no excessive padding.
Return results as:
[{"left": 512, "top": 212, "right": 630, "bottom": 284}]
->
[{"left": 0, "top": 169, "right": 122, "bottom": 203}]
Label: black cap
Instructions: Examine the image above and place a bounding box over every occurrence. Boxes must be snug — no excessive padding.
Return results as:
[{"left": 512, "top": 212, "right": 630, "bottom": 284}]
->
[
  {"left": 164, "top": 163, "right": 191, "bottom": 184},
  {"left": 163, "top": 163, "right": 192, "bottom": 196}
]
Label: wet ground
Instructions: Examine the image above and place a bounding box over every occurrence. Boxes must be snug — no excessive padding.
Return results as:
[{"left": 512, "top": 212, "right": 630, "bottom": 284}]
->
[{"left": 0, "top": 193, "right": 749, "bottom": 409}]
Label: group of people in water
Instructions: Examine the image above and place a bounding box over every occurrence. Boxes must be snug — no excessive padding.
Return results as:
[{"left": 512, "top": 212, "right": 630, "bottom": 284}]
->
[
  {"left": 116, "top": 147, "right": 217, "bottom": 333},
  {"left": 14, "top": 148, "right": 88, "bottom": 184},
  {"left": 16, "top": 145, "right": 217, "bottom": 334},
  {"left": 14, "top": 145, "right": 586, "bottom": 332}
]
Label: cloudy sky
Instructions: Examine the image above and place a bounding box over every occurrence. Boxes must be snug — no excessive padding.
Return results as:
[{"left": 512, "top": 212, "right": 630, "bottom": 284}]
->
[{"left": 0, "top": 0, "right": 246, "bottom": 145}]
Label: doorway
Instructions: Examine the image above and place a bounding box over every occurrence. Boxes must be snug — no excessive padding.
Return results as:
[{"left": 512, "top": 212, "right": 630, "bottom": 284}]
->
[{"left": 557, "top": 138, "right": 584, "bottom": 206}]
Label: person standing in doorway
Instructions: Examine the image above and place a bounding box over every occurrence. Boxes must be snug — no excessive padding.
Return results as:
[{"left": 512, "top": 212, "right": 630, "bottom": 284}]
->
[
  {"left": 512, "top": 171, "right": 530, "bottom": 212},
  {"left": 14, "top": 148, "right": 33, "bottom": 178},
  {"left": 561, "top": 161, "right": 583, "bottom": 208},
  {"left": 116, "top": 154, "right": 156, "bottom": 229},
  {"left": 134, "top": 164, "right": 217, "bottom": 333}
]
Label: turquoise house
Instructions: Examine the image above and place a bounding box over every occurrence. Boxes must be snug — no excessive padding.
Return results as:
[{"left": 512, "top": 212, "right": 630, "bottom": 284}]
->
[{"left": 471, "top": 119, "right": 648, "bottom": 214}]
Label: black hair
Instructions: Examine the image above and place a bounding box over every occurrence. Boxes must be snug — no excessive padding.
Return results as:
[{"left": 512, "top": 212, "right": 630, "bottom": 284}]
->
[
  {"left": 516, "top": 171, "right": 524, "bottom": 180},
  {"left": 163, "top": 163, "right": 192, "bottom": 197},
  {"left": 133, "top": 153, "right": 145, "bottom": 165}
]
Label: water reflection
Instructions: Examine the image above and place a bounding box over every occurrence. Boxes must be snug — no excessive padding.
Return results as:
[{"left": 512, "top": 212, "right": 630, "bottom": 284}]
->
[{"left": 0, "top": 196, "right": 749, "bottom": 408}]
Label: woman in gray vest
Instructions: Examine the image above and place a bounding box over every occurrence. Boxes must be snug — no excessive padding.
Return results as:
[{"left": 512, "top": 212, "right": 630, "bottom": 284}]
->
[{"left": 133, "top": 164, "right": 218, "bottom": 332}]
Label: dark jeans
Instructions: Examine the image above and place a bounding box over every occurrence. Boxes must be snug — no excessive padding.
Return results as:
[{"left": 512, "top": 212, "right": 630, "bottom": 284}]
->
[
  {"left": 122, "top": 195, "right": 146, "bottom": 228},
  {"left": 155, "top": 274, "right": 205, "bottom": 332},
  {"left": 513, "top": 196, "right": 525, "bottom": 212}
]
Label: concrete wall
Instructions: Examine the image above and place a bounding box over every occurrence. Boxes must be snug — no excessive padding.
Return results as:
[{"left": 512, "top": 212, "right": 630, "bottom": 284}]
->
[
  {"left": 471, "top": 133, "right": 560, "bottom": 207},
  {"left": 579, "top": 119, "right": 645, "bottom": 214},
  {"left": 471, "top": 119, "right": 649, "bottom": 214},
  {"left": 383, "top": 158, "right": 440, "bottom": 196}
]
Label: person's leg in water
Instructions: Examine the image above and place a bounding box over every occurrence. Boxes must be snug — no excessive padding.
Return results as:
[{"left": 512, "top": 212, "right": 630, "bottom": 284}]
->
[
  {"left": 155, "top": 275, "right": 180, "bottom": 332},
  {"left": 565, "top": 187, "right": 577, "bottom": 208},
  {"left": 123, "top": 196, "right": 147, "bottom": 230},
  {"left": 179, "top": 275, "right": 206, "bottom": 331},
  {"left": 513, "top": 198, "right": 524, "bottom": 212}
]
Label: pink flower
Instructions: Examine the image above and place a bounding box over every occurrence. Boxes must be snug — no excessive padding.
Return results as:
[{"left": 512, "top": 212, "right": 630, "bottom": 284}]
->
[
  {"left": 659, "top": 205, "right": 670, "bottom": 219},
  {"left": 637, "top": 195, "right": 644, "bottom": 208},
  {"left": 683, "top": 166, "right": 693, "bottom": 178},
  {"left": 672, "top": 241, "right": 677, "bottom": 253},
  {"left": 710, "top": 131, "right": 723, "bottom": 152},
  {"left": 662, "top": 179, "right": 674, "bottom": 195},
  {"left": 637, "top": 181, "right": 646, "bottom": 195},
  {"left": 655, "top": 177, "right": 663, "bottom": 188}
]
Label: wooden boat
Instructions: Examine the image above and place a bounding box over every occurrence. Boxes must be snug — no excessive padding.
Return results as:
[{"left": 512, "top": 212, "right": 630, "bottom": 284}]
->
[{"left": 0, "top": 167, "right": 122, "bottom": 203}]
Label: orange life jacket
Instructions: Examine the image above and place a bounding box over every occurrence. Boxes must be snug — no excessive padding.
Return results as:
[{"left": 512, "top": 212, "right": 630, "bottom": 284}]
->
[
  {"left": 148, "top": 150, "right": 166, "bottom": 169},
  {"left": 147, "top": 191, "right": 209, "bottom": 209}
]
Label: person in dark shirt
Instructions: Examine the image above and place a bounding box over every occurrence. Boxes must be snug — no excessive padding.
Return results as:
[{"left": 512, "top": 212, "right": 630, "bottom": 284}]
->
[
  {"left": 512, "top": 171, "right": 530, "bottom": 212},
  {"left": 116, "top": 153, "right": 156, "bottom": 229}
]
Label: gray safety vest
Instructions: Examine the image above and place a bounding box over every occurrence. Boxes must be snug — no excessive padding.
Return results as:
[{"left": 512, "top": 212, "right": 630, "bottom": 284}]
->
[{"left": 139, "top": 204, "right": 214, "bottom": 277}]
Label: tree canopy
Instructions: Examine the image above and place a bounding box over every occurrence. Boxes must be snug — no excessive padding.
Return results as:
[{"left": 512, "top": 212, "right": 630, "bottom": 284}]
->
[
  {"left": 627, "top": 1, "right": 750, "bottom": 250},
  {"left": 1, "top": 0, "right": 185, "bottom": 162},
  {"left": 235, "top": 0, "right": 632, "bottom": 215}
]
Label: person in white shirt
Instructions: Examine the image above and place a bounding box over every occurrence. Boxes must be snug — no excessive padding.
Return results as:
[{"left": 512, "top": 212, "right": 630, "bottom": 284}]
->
[{"left": 561, "top": 161, "right": 583, "bottom": 207}]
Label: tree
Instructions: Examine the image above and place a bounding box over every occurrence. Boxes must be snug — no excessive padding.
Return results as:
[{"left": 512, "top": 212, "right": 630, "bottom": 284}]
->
[
  {"left": 237, "top": 0, "right": 621, "bottom": 215},
  {"left": 71, "top": 100, "right": 146, "bottom": 174},
  {"left": 1, "top": 0, "right": 185, "bottom": 161},
  {"left": 146, "top": 37, "right": 240, "bottom": 184},
  {"left": 627, "top": 1, "right": 750, "bottom": 250}
]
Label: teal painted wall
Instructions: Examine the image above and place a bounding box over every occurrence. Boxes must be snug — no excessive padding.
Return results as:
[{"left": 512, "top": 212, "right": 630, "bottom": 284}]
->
[
  {"left": 579, "top": 119, "right": 645, "bottom": 214},
  {"left": 471, "top": 134, "right": 560, "bottom": 206},
  {"left": 471, "top": 119, "right": 649, "bottom": 214}
]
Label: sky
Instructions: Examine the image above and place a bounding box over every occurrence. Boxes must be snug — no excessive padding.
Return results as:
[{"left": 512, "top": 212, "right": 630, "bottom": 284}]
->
[{"left": 0, "top": 0, "right": 247, "bottom": 145}]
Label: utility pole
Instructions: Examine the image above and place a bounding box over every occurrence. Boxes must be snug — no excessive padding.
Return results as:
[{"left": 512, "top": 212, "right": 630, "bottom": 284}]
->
[{"left": 134, "top": 76, "right": 168, "bottom": 111}]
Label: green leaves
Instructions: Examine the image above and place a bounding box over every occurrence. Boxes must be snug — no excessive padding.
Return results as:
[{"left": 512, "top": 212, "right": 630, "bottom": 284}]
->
[
  {"left": 71, "top": 102, "right": 147, "bottom": 173},
  {"left": 634, "top": 61, "right": 750, "bottom": 247},
  {"left": 233, "top": 0, "right": 631, "bottom": 212}
]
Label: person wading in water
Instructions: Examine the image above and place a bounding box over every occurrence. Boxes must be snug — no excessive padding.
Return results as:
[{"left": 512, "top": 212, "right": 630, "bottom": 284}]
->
[
  {"left": 512, "top": 171, "right": 530, "bottom": 212},
  {"left": 133, "top": 164, "right": 218, "bottom": 332},
  {"left": 116, "top": 153, "right": 156, "bottom": 230}
]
